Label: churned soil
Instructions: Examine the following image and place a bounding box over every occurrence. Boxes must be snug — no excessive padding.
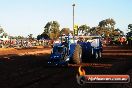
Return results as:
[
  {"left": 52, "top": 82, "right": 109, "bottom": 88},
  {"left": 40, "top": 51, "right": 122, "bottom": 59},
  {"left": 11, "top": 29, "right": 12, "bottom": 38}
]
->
[
  {"left": 0, "top": 45, "right": 131, "bottom": 88},
  {"left": 0, "top": 46, "right": 51, "bottom": 57}
]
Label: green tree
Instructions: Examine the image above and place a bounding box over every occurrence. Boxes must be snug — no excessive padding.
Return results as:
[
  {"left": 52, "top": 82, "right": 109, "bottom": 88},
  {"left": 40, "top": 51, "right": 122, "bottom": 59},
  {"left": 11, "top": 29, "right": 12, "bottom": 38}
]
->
[
  {"left": 113, "top": 28, "right": 124, "bottom": 36},
  {"left": 98, "top": 18, "right": 116, "bottom": 37},
  {"left": 128, "top": 24, "right": 132, "bottom": 32},
  {"left": 99, "top": 20, "right": 107, "bottom": 27},
  {"left": 28, "top": 34, "right": 33, "bottom": 38},
  {"left": 0, "top": 26, "right": 9, "bottom": 38},
  {"left": 50, "top": 21, "right": 60, "bottom": 39},
  {"left": 16, "top": 36, "right": 24, "bottom": 39},
  {"left": 28, "top": 34, "right": 34, "bottom": 41},
  {"left": 43, "top": 21, "right": 60, "bottom": 39},
  {"left": 60, "top": 28, "right": 70, "bottom": 36},
  {"left": 37, "top": 35, "right": 41, "bottom": 40},
  {"left": 89, "top": 26, "right": 101, "bottom": 36},
  {"left": 78, "top": 25, "right": 90, "bottom": 35},
  {"left": 44, "top": 22, "right": 52, "bottom": 33},
  {"left": 0, "top": 26, "right": 4, "bottom": 34}
]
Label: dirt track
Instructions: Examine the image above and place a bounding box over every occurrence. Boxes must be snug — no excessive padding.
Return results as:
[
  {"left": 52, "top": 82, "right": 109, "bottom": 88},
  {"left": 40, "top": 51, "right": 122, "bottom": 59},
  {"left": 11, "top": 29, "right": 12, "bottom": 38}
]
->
[
  {"left": 0, "top": 46, "right": 132, "bottom": 88},
  {"left": 0, "top": 47, "right": 51, "bottom": 56}
]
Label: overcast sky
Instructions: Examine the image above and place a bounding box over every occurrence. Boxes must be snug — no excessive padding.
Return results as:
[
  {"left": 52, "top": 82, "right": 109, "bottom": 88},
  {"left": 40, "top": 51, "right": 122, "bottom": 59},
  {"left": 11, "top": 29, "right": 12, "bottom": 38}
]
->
[{"left": 0, "top": 0, "right": 132, "bottom": 37}]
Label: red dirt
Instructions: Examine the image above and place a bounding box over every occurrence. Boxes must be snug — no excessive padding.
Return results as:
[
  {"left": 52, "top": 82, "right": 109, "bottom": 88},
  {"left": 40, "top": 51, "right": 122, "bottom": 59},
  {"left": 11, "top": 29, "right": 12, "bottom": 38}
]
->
[
  {"left": 0, "top": 47, "right": 51, "bottom": 57},
  {"left": 0, "top": 46, "right": 131, "bottom": 88}
]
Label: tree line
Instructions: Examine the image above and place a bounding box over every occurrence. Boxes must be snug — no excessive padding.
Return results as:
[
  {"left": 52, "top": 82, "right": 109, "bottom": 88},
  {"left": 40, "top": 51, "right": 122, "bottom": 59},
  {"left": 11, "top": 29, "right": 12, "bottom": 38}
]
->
[
  {"left": 37, "top": 18, "right": 127, "bottom": 40},
  {"left": 1, "top": 18, "right": 132, "bottom": 41}
]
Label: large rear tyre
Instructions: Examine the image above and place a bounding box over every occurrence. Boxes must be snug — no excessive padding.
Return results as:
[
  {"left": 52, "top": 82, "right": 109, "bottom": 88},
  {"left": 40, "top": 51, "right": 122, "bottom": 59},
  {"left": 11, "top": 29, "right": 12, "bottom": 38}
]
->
[{"left": 73, "top": 44, "right": 82, "bottom": 64}]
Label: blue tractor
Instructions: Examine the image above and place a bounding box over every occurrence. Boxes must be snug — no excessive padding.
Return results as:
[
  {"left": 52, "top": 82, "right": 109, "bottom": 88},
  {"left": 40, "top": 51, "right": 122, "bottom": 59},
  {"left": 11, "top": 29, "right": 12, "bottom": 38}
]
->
[{"left": 48, "top": 35, "right": 102, "bottom": 66}]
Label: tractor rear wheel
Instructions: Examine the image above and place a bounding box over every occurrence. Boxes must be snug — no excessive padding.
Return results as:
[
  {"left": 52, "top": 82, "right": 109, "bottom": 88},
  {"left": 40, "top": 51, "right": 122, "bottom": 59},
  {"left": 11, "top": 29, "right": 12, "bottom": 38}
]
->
[{"left": 73, "top": 44, "right": 82, "bottom": 64}]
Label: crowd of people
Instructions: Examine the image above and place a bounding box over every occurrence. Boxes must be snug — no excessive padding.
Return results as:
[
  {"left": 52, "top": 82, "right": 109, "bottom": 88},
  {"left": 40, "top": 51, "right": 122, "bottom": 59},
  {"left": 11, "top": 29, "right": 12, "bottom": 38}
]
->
[
  {"left": 0, "top": 35, "right": 131, "bottom": 48},
  {"left": 0, "top": 39, "right": 52, "bottom": 48}
]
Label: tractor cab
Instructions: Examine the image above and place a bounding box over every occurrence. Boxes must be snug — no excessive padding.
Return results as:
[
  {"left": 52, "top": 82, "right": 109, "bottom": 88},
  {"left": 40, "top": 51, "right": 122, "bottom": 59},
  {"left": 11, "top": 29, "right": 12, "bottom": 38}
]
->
[
  {"left": 48, "top": 43, "right": 69, "bottom": 65},
  {"left": 52, "top": 45, "right": 67, "bottom": 55}
]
